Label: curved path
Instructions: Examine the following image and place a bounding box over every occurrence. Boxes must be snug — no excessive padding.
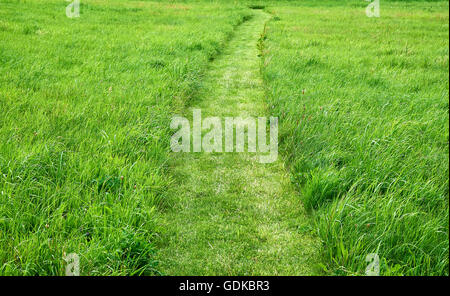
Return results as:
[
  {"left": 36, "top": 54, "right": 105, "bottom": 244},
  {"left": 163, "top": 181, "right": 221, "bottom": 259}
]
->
[{"left": 155, "top": 10, "right": 318, "bottom": 275}]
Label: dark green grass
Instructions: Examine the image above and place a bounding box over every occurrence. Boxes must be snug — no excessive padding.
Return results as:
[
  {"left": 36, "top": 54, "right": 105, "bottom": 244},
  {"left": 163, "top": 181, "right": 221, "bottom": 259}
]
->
[
  {"left": 0, "top": 0, "right": 250, "bottom": 275},
  {"left": 261, "top": 0, "right": 449, "bottom": 275}
]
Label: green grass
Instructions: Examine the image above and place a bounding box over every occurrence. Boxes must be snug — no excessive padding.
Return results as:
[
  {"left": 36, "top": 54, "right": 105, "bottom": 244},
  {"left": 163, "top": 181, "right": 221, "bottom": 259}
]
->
[
  {"left": 0, "top": 0, "right": 250, "bottom": 275},
  {"left": 154, "top": 10, "right": 319, "bottom": 275},
  {"left": 0, "top": 0, "right": 448, "bottom": 276},
  {"left": 261, "top": 0, "right": 449, "bottom": 275}
]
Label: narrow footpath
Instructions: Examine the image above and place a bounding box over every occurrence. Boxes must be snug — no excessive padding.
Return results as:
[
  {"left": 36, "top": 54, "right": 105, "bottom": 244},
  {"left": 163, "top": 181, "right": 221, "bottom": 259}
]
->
[{"left": 156, "top": 10, "right": 319, "bottom": 275}]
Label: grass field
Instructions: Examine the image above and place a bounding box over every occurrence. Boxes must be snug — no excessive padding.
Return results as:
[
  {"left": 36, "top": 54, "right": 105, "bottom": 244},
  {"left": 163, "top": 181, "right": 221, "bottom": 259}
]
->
[
  {"left": 0, "top": 0, "right": 250, "bottom": 275},
  {"left": 262, "top": 0, "right": 449, "bottom": 275},
  {"left": 0, "top": 0, "right": 448, "bottom": 276}
]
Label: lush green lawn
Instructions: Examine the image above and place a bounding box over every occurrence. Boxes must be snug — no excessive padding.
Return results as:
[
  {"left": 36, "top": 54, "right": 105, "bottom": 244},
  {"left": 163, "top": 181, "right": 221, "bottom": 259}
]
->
[
  {"left": 0, "top": 0, "right": 250, "bottom": 275},
  {"left": 261, "top": 0, "right": 449, "bottom": 275}
]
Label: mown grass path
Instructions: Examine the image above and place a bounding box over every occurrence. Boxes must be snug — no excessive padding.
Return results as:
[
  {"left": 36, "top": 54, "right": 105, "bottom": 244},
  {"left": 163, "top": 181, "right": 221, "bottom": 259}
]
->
[{"left": 155, "top": 10, "right": 318, "bottom": 275}]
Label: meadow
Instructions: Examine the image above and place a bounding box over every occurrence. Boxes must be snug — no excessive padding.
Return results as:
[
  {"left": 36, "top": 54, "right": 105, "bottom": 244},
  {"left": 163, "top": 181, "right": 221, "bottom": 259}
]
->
[
  {"left": 0, "top": 0, "right": 448, "bottom": 276},
  {"left": 261, "top": 0, "right": 449, "bottom": 275},
  {"left": 0, "top": 0, "right": 250, "bottom": 275}
]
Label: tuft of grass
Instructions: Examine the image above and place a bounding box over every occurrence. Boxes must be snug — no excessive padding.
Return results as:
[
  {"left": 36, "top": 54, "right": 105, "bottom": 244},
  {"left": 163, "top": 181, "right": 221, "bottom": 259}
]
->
[{"left": 261, "top": 0, "right": 449, "bottom": 275}]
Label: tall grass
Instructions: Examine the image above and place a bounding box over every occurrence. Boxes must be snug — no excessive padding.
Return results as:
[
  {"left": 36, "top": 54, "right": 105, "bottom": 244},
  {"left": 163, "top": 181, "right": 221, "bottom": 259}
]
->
[
  {"left": 0, "top": 0, "right": 250, "bottom": 275},
  {"left": 261, "top": 0, "right": 449, "bottom": 275}
]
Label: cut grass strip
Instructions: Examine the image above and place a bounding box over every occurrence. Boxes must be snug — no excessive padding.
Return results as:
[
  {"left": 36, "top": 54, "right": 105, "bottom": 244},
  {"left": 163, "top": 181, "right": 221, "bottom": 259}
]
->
[{"left": 155, "top": 10, "right": 319, "bottom": 275}]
